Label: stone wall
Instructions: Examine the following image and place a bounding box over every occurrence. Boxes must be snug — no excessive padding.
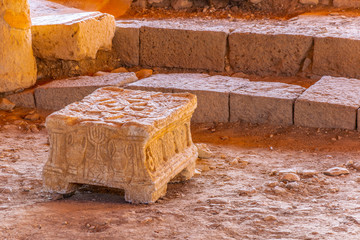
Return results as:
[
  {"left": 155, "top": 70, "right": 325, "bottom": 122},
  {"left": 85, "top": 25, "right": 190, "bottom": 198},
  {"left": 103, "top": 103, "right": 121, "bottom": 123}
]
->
[{"left": 131, "top": 0, "right": 359, "bottom": 11}]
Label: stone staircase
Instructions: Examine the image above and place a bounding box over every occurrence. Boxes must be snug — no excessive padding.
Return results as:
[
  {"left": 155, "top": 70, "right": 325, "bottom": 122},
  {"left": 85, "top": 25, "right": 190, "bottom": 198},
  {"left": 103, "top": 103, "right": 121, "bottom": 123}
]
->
[{"left": 6, "top": 0, "right": 360, "bottom": 131}]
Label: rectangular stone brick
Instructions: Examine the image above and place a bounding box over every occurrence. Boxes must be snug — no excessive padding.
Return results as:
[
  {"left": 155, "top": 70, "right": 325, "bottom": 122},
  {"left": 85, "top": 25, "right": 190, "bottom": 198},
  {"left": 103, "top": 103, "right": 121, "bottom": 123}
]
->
[
  {"left": 333, "top": 0, "right": 360, "bottom": 7},
  {"left": 229, "top": 32, "right": 313, "bottom": 76},
  {"left": 32, "top": 12, "right": 115, "bottom": 61},
  {"left": 43, "top": 87, "right": 198, "bottom": 203},
  {"left": 230, "top": 81, "right": 305, "bottom": 125},
  {"left": 140, "top": 26, "right": 227, "bottom": 71},
  {"left": 35, "top": 72, "right": 137, "bottom": 110},
  {"left": 127, "top": 74, "right": 249, "bottom": 123},
  {"left": 294, "top": 76, "right": 360, "bottom": 130},
  {"left": 6, "top": 90, "right": 36, "bottom": 109},
  {"left": 313, "top": 37, "right": 360, "bottom": 79},
  {"left": 113, "top": 22, "right": 140, "bottom": 66}
]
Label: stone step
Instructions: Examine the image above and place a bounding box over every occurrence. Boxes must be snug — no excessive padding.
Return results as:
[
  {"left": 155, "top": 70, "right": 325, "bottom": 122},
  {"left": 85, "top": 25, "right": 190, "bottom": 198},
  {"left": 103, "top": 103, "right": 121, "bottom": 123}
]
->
[
  {"left": 114, "top": 15, "right": 360, "bottom": 79},
  {"left": 34, "top": 72, "right": 137, "bottom": 110},
  {"left": 295, "top": 76, "right": 360, "bottom": 130},
  {"left": 10, "top": 72, "right": 360, "bottom": 131},
  {"left": 127, "top": 73, "right": 249, "bottom": 123},
  {"left": 29, "top": 1, "right": 360, "bottom": 80},
  {"left": 127, "top": 73, "right": 360, "bottom": 131}
]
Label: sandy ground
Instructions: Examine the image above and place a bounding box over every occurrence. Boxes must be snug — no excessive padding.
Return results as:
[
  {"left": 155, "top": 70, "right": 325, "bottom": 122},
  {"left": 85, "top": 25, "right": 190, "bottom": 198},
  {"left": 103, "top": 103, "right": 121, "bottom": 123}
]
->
[{"left": 1, "top": 109, "right": 360, "bottom": 239}]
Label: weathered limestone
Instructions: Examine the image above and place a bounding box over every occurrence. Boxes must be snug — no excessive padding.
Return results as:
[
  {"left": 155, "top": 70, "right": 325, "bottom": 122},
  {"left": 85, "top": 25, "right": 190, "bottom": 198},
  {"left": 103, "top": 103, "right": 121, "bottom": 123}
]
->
[
  {"left": 313, "top": 37, "right": 360, "bottom": 79},
  {"left": 295, "top": 76, "right": 360, "bottom": 130},
  {"left": 0, "top": 0, "right": 37, "bottom": 93},
  {"left": 114, "top": 22, "right": 140, "bottom": 66},
  {"left": 230, "top": 81, "right": 305, "bottom": 125},
  {"left": 43, "top": 87, "right": 198, "bottom": 203},
  {"left": 140, "top": 25, "right": 227, "bottom": 71},
  {"left": 32, "top": 12, "right": 115, "bottom": 61},
  {"left": 6, "top": 90, "right": 36, "bottom": 109},
  {"left": 229, "top": 32, "right": 313, "bottom": 76},
  {"left": 127, "top": 74, "right": 249, "bottom": 122},
  {"left": 333, "top": 0, "right": 360, "bottom": 7},
  {"left": 35, "top": 72, "right": 137, "bottom": 110}
]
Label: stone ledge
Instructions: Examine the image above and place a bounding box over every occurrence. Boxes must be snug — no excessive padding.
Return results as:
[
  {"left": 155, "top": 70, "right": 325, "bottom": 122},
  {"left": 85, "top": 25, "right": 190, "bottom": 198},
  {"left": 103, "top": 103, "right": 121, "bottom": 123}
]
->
[
  {"left": 127, "top": 73, "right": 249, "bottom": 123},
  {"left": 230, "top": 82, "right": 306, "bottom": 126},
  {"left": 294, "top": 76, "right": 360, "bottom": 130},
  {"left": 35, "top": 72, "right": 137, "bottom": 110}
]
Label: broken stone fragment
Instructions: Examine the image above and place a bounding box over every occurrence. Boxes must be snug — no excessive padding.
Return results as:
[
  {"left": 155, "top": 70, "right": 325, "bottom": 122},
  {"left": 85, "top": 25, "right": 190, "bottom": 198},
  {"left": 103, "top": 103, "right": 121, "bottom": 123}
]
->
[
  {"left": 0, "top": 0, "right": 37, "bottom": 93},
  {"left": 32, "top": 12, "right": 115, "bottom": 61},
  {"left": 323, "top": 167, "right": 350, "bottom": 176},
  {"left": 0, "top": 98, "right": 16, "bottom": 111},
  {"left": 195, "top": 143, "right": 213, "bottom": 159}
]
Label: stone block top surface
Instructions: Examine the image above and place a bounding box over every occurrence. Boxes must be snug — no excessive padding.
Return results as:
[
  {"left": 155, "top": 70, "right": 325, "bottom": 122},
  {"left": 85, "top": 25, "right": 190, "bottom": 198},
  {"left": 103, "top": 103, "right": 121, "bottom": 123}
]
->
[
  {"left": 32, "top": 11, "right": 106, "bottom": 26},
  {"left": 127, "top": 73, "right": 249, "bottom": 93},
  {"left": 46, "top": 87, "right": 197, "bottom": 137},
  {"left": 297, "top": 76, "right": 360, "bottom": 107},
  {"left": 232, "top": 81, "right": 306, "bottom": 99},
  {"left": 117, "top": 15, "right": 360, "bottom": 40},
  {"left": 37, "top": 72, "right": 138, "bottom": 89}
]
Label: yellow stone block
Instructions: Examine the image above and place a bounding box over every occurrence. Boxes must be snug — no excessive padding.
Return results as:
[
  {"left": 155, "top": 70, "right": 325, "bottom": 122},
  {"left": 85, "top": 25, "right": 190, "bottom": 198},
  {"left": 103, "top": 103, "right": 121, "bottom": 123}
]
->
[
  {"left": 0, "top": 0, "right": 36, "bottom": 93},
  {"left": 32, "top": 11, "right": 115, "bottom": 61}
]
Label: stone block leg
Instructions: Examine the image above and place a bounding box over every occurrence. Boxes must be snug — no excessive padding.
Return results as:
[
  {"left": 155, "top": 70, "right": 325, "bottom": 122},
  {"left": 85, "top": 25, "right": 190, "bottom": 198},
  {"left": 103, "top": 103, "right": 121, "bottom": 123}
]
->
[
  {"left": 124, "top": 184, "right": 167, "bottom": 204},
  {"left": 170, "top": 159, "right": 196, "bottom": 183},
  {"left": 43, "top": 170, "right": 79, "bottom": 194}
]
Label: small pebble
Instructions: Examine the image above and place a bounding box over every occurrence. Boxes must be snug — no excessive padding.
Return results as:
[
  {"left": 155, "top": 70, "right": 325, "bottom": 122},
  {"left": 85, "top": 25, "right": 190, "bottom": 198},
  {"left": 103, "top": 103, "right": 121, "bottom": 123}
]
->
[
  {"left": 280, "top": 173, "right": 300, "bottom": 182},
  {"left": 24, "top": 113, "right": 40, "bottom": 121},
  {"left": 263, "top": 215, "right": 277, "bottom": 221},
  {"left": 324, "top": 167, "right": 350, "bottom": 176},
  {"left": 273, "top": 186, "right": 287, "bottom": 195},
  {"left": 136, "top": 69, "right": 153, "bottom": 79},
  {"left": 93, "top": 71, "right": 110, "bottom": 76},
  {"left": 264, "top": 181, "right": 278, "bottom": 188},
  {"left": 298, "top": 169, "right": 319, "bottom": 178},
  {"left": 110, "top": 67, "right": 128, "bottom": 73}
]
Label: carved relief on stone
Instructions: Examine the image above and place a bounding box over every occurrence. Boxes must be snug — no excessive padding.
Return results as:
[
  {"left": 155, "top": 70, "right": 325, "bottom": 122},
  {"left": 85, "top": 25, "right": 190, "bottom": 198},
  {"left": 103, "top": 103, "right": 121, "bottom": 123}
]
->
[{"left": 43, "top": 87, "right": 198, "bottom": 203}]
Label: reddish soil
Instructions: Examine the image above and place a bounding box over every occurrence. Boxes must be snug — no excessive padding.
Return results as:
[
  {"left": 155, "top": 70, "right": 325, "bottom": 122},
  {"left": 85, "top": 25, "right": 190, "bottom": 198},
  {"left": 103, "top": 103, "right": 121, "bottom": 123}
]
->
[{"left": 1, "top": 109, "right": 360, "bottom": 239}]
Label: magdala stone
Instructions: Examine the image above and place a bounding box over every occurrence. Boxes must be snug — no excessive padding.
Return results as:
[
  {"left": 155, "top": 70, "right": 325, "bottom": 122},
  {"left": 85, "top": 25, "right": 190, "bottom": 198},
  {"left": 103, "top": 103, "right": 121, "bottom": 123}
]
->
[
  {"left": 0, "top": 0, "right": 37, "bottom": 93},
  {"left": 127, "top": 73, "right": 249, "bottom": 123},
  {"left": 43, "top": 87, "right": 198, "bottom": 203},
  {"left": 229, "top": 32, "right": 313, "bottom": 76},
  {"left": 140, "top": 25, "right": 227, "bottom": 71},
  {"left": 32, "top": 11, "right": 115, "bottom": 61},
  {"left": 35, "top": 72, "right": 137, "bottom": 110},
  {"left": 294, "top": 76, "right": 360, "bottom": 130},
  {"left": 230, "top": 81, "right": 305, "bottom": 125}
]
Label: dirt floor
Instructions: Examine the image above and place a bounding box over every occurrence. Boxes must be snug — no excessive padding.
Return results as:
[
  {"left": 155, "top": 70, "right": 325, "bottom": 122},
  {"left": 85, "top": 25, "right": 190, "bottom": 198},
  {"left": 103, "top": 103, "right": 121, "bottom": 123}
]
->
[{"left": 1, "top": 109, "right": 360, "bottom": 239}]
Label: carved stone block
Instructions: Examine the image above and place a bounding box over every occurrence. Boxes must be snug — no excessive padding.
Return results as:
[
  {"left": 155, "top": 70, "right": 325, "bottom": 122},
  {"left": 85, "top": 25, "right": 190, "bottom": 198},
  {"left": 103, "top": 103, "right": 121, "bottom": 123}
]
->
[{"left": 43, "top": 87, "right": 198, "bottom": 203}]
